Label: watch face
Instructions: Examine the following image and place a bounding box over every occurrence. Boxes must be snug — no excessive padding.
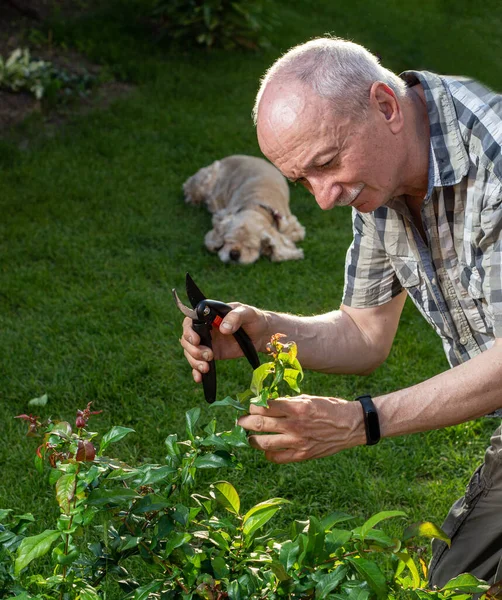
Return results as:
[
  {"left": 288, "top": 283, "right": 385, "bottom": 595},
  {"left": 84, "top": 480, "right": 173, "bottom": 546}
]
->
[{"left": 366, "top": 410, "right": 380, "bottom": 444}]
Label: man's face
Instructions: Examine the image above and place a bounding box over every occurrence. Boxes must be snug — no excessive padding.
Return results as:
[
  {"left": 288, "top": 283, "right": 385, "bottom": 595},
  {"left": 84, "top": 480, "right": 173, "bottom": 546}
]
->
[{"left": 256, "top": 82, "right": 404, "bottom": 213}]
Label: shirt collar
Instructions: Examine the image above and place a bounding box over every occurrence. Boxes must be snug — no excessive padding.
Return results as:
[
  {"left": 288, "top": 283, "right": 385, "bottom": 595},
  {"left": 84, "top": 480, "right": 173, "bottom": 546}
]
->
[{"left": 399, "top": 70, "right": 470, "bottom": 201}]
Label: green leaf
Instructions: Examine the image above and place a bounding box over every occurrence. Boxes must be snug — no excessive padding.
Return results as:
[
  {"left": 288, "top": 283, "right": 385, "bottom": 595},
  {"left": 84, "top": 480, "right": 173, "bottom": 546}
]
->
[
  {"left": 15, "top": 529, "right": 60, "bottom": 574},
  {"left": 321, "top": 511, "right": 355, "bottom": 529},
  {"left": 0, "top": 508, "right": 13, "bottom": 521},
  {"left": 165, "top": 433, "right": 181, "bottom": 458},
  {"left": 28, "top": 393, "right": 48, "bottom": 407},
  {"left": 306, "top": 516, "right": 326, "bottom": 562},
  {"left": 403, "top": 521, "right": 451, "bottom": 547},
  {"left": 87, "top": 488, "right": 139, "bottom": 506},
  {"left": 359, "top": 510, "right": 406, "bottom": 541},
  {"left": 441, "top": 573, "right": 490, "bottom": 593},
  {"left": 315, "top": 564, "right": 348, "bottom": 598},
  {"left": 211, "top": 396, "right": 247, "bottom": 411},
  {"left": 339, "top": 582, "right": 371, "bottom": 599},
  {"left": 164, "top": 531, "right": 191, "bottom": 557},
  {"left": 220, "top": 425, "right": 249, "bottom": 448},
  {"left": 185, "top": 407, "right": 201, "bottom": 440},
  {"left": 346, "top": 557, "right": 387, "bottom": 599},
  {"left": 395, "top": 551, "right": 422, "bottom": 588},
  {"left": 251, "top": 388, "right": 271, "bottom": 408},
  {"left": 242, "top": 498, "right": 286, "bottom": 538},
  {"left": 133, "top": 494, "right": 171, "bottom": 514},
  {"left": 250, "top": 363, "right": 274, "bottom": 394},
  {"left": 119, "top": 535, "right": 142, "bottom": 551},
  {"left": 279, "top": 540, "right": 300, "bottom": 571},
  {"left": 136, "top": 465, "right": 176, "bottom": 487},
  {"left": 50, "top": 421, "right": 72, "bottom": 439},
  {"left": 99, "top": 426, "right": 135, "bottom": 454},
  {"left": 194, "top": 451, "right": 234, "bottom": 469},
  {"left": 80, "top": 587, "right": 101, "bottom": 600},
  {"left": 55, "top": 472, "right": 76, "bottom": 515},
  {"left": 212, "top": 555, "right": 229, "bottom": 578},
  {"left": 283, "top": 368, "right": 302, "bottom": 392},
  {"left": 210, "top": 481, "right": 240, "bottom": 515},
  {"left": 132, "top": 580, "right": 163, "bottom": 599},
  {"left": 325, "top": 529, "right": 352, "bottom": 554}
]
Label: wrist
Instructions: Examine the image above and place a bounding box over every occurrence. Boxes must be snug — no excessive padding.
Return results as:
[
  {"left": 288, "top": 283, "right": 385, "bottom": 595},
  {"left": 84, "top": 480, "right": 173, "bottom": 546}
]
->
[{"left": 356, "top": 395, "right": 381, "bottom": 445}]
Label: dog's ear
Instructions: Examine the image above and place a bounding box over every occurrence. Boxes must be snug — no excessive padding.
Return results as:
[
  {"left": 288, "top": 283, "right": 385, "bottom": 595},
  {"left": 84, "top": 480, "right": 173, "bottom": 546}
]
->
[
  {"left": 260, "top": 228, "right": 304, "bottom": 262},
  {"left": 183, "top": 160, "right": 221, "bottom": 206}
]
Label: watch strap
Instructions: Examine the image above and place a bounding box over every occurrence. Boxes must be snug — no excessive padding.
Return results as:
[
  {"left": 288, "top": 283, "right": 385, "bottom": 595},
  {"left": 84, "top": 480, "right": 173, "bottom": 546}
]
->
[{"left": 356, "top": 395, "right": 380, "bottom": 446}]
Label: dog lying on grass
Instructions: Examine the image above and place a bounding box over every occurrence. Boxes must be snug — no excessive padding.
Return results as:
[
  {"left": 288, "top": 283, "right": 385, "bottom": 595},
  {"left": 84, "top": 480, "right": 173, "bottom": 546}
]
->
[{"left": 182, "top": 155, "right": 306, "bottom": 264}]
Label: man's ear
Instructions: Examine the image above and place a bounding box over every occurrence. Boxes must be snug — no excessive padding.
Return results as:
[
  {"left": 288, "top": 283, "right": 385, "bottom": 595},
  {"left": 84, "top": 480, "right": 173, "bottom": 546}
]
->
[{"left": 370, "top": 81, "right": 403, "bottom": 134}]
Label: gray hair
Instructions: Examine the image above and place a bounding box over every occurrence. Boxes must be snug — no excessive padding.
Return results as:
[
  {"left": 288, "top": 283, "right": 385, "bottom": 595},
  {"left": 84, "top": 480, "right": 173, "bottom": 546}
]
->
[{"left": 252, "top": 36, "right": 407, "bottom": 124}]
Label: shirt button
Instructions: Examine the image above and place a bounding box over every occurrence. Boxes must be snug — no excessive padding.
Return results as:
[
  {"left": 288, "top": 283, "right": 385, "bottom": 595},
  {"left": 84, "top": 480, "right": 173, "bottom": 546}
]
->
[{"left": 459, "top": 337, "right": 468, "bottom": 345}]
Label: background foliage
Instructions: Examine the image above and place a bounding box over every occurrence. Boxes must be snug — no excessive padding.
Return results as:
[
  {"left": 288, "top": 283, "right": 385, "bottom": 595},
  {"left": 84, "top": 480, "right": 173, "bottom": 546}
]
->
[{"left": 1, "top": 0, "right": 502, "bottom": 596}]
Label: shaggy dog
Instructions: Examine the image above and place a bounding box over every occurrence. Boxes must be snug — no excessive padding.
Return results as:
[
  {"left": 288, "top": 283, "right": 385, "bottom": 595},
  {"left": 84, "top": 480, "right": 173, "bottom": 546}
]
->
[{"left": 183, "top": 155, "right": 306, "bottom": 264}]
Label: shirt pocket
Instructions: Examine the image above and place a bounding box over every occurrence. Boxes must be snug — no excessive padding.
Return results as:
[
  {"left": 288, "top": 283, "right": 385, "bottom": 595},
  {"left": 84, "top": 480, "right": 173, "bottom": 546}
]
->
[
  {"left": 388, "top": 255, "right": 421, "bottom": 288},
  {"left": 460, "top": 264, "right": 484, "bottom": 300}
]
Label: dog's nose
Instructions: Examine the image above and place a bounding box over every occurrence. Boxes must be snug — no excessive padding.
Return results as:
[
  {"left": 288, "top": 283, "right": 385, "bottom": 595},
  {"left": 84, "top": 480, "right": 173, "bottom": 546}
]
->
[{"left": 229, "top": 249, "right": 241, "bottom": 262}]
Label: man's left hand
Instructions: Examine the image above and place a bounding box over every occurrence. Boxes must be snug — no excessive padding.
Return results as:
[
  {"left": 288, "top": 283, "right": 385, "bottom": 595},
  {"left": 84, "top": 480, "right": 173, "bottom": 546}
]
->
[{"left": 237, "top": 395, "right": 366, "bottom": 463}]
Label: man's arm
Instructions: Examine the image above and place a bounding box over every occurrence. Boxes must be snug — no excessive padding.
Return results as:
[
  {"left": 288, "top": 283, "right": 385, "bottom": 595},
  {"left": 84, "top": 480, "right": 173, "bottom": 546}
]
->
[
  {"left": 180, "top": 291, "right": 406, "bottom": 381},
  {"left": 262, "top": 291, "right": 406, "bottom": 374},
  {"left": 376, "top": 337, "right": 502, "bottom": 436},
  {"left": 237, "top": 338, "right": 502, "bottom": 464}
]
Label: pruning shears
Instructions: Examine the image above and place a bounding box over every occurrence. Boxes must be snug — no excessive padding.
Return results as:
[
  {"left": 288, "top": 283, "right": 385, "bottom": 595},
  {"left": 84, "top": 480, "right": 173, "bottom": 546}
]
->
[{"left": 172, "top": 273, "right": 260, "bottom": 403}]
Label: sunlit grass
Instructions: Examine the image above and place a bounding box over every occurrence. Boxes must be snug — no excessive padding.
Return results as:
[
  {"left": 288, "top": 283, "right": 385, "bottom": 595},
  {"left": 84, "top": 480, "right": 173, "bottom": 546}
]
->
[{"left": 1, "top": 0, "right": 500, "bottom": 585}]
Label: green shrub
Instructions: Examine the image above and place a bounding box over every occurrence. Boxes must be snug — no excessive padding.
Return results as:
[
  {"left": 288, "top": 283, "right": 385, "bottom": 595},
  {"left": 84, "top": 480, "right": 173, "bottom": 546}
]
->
[
  {"left": 0, "top": 337, "right": 497, "bottom": 599},
  {"left": 0, "top": 48, "right": 100, "bottom": 106},
  {"left": 151, "top": 0, "right": 275, "bottom": 50}
]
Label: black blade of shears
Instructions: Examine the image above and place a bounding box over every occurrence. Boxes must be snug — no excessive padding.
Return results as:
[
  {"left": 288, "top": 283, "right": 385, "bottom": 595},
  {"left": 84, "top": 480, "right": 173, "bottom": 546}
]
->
[
  {"left": 185, "top": 272, "right": 217, "bottom": 403},
  {"left": 186, "top": 272, "right": 206, "bottom": 309}
]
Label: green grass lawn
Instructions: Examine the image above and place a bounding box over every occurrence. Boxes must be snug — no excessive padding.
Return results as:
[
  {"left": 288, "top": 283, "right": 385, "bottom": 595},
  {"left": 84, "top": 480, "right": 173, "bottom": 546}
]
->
[{"left": 1, "top": 0, "right": 501, "bottom": 584}]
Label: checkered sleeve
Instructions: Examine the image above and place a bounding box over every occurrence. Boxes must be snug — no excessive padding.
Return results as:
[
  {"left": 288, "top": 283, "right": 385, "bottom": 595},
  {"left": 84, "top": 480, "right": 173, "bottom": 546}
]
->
[
  {"left": 342, "top": 209, "right": 403, "bottom": 307},
  {"left": 480, "top": 187, "right": 502, "bottom": 337}
]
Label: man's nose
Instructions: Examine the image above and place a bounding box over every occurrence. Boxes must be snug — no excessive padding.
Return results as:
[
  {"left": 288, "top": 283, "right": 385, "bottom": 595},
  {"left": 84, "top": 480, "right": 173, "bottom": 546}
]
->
[{"left": 309, "top": 177, "right": 342, "bottom": 210}]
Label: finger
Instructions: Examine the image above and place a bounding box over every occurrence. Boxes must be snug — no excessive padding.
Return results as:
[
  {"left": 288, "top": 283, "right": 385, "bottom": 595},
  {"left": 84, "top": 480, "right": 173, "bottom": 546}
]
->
[
  {"left": 247, "top": 433, "right": 299, "bottom": 453},
  {"left": 218, "top": 303, "right": 246, "bottom": 335},
  {"left": 180, "top": 334, "right": 213, "bottom": 363},
  {"left": 184, "top": 348, "right": 209, "bottom": 374},
  {"left": 264, "top": 448, "right": 313, "bottom": 464},
  {"left": 192, "top": 368, "right": 202, "bottom": 383},
  {"left": 237, "top": 414, "right": 288, "bottom": 433},
  {"left": 248, "top": 398, "right": 301, "bottom": 417},
  {"left": 182, "top": 317, "right": 199, "bottom": 344}
]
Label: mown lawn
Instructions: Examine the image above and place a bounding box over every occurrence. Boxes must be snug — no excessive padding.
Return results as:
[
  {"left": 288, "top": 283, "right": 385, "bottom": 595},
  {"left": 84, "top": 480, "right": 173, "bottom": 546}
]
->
[{"left": 1, "top": 0, "right": 501, "bottom": 583}]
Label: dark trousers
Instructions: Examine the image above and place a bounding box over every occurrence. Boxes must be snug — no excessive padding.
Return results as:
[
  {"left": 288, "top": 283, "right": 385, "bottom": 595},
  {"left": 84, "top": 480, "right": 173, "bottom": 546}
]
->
[{"left": 429, "top": 423, "right": 502, "bottom": 587}]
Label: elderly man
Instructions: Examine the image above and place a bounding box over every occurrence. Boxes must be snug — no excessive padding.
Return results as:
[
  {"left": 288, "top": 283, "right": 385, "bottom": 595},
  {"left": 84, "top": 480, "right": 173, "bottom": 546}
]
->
[{"left": 179, "top": 37, "right": 502, "bottom": 586}]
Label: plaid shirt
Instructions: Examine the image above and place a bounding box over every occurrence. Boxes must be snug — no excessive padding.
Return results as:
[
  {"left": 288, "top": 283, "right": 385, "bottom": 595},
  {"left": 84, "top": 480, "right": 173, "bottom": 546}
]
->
[{"left": 343, "top": 71, "right": 502, "bottom": 383}]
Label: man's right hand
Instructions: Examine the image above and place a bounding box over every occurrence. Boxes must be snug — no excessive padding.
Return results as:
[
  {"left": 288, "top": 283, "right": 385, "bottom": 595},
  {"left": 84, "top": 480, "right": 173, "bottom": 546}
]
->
[{"left": 179, "top": 302, "right": 268, "bottom": 383}]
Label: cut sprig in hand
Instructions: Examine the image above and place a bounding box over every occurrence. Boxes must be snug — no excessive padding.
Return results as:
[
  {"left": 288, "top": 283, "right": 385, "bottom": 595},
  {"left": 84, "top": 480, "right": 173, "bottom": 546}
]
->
[{"left": 213, "top": 333, "right": 304, "bottom": 412}]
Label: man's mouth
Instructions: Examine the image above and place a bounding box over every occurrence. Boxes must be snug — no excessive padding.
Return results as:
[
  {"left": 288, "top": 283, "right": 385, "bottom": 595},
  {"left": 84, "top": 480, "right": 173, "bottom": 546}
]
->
[{"left": 336, "top": 184, "right": 365, "bottom": 207}]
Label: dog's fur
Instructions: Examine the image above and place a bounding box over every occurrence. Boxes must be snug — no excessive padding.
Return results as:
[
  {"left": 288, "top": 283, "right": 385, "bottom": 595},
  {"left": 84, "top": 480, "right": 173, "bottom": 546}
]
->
[{"left": 183, "top": 155, "right": 306, "bottom": 264}]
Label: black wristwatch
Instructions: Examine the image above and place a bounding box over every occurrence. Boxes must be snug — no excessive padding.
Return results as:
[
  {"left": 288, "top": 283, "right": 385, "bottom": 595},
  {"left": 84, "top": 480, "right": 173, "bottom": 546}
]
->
[{"left": 356, "top": 395, "right": 380, "bottom": 446}]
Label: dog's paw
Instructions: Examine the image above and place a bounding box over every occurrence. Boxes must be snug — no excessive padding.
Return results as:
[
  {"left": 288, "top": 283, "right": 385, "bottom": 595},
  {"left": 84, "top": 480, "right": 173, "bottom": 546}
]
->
[
  {"left": 271, "top": 246, "right": 304, "bottom": 262},
  {"left": 204, "top": 229, "right": 223, "bottom": 253}
]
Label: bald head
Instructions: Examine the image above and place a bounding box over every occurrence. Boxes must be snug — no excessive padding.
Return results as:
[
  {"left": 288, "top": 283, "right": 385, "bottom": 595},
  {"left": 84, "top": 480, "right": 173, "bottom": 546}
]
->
[{"left": 253, "top": 36, "right": 407, "bottom": 125}]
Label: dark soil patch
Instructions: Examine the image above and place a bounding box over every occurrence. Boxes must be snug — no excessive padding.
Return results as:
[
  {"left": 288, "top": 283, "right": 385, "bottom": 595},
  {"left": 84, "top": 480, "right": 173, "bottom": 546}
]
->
[{"left": 0, "top": 0, "right": 134, "bottom": 134}]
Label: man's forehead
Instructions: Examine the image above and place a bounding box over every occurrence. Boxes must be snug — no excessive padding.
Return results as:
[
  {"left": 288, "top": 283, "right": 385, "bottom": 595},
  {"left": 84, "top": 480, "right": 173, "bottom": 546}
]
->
[{"left": 258, "top": 82, "right": 309, "bottom": 130}]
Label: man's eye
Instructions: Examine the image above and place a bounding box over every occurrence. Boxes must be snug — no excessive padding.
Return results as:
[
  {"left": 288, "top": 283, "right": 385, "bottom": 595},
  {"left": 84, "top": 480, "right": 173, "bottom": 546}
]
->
[{"left": 319, "top": 158, "right": 333, "bottom": 169}]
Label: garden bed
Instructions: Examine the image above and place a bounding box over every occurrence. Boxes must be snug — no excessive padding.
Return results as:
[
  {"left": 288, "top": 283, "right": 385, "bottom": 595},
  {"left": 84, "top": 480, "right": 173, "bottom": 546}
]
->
[{"left": 0, "top": 0, "right": 133, "bottom": 132}]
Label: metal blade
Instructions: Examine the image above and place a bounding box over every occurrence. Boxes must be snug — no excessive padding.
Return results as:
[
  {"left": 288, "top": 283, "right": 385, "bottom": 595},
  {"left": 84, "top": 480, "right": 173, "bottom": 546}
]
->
[
  {"left": 172, "top": 289, "right": 197, "bottom": 319},
  {"left": 185, "top": 272, "right": 206, "bottom": 308}
]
